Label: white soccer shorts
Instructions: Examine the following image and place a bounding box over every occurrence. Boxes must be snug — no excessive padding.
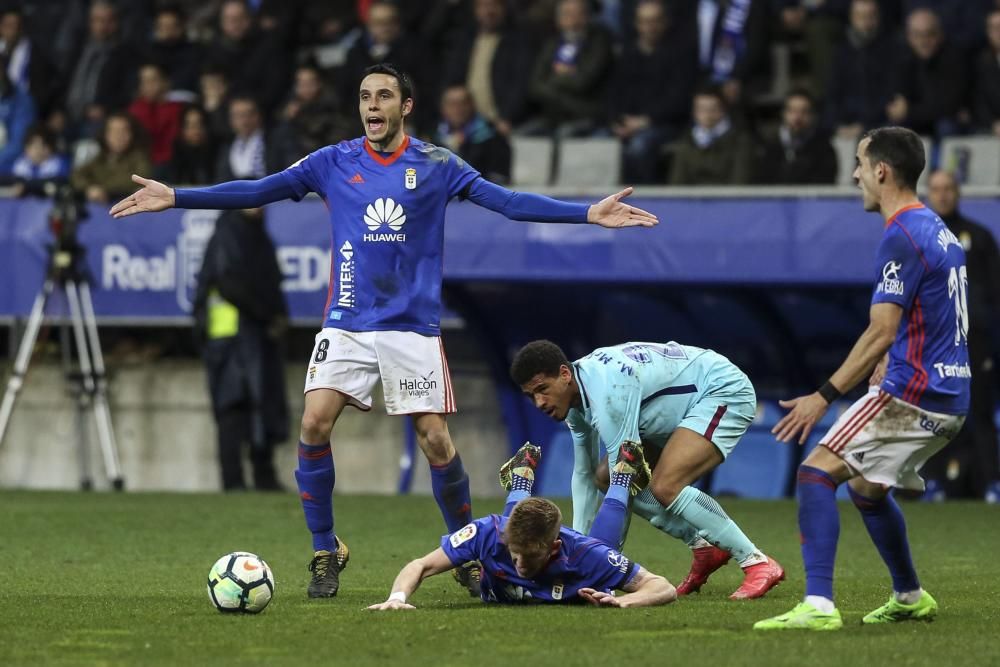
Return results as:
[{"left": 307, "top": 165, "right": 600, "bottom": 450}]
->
[
  {"left": 303, "top": 328, "right": 456, "bottom": 415},
  {"left": 819, "top": 386, "right": 964, "bottom": 491}
]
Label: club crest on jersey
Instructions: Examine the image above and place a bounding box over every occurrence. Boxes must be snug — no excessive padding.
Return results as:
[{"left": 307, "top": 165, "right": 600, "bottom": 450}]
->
[
  {"left": 877, "top": 260, "right": 904, "bottom": 296},
  {"left": 405, "top": 168, "right": 417, "bottom": 190},
  {"left": 363, "top": 198, "right": 407, "bottom": 242}
]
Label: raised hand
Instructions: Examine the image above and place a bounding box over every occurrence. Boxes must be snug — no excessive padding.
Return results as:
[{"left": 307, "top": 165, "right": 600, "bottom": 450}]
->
[
  {"left": 587, "top": 187, "right": 658, "bottom": 229},
  {"left": 109, "top": 174, "right": 175, "bottom": 219},
  {"left": 772, "top": 393, "right": 830, "bottom": 445}
]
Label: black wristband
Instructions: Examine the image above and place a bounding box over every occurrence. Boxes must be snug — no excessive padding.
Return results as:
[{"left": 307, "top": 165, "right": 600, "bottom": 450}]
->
[{"left": 818, "top": 381, "right": 842, "bottom": 404}]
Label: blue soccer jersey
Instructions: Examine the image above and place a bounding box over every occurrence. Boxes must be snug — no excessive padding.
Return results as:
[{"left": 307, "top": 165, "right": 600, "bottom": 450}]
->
[
  {"left": 871, "top": 204, "right": 970, "bottom": 414},
  {"left": 440, "top": 515, "right": 640, "bottom": 604},
  {"left": 279, "top": 136, "right": 480, "bottom": 335}
]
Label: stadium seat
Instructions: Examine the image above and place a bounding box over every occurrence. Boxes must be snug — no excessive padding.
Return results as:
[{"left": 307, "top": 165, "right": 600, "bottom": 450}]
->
[
  {"left": 938, "top": 135, "right": 1000, "bottom": 186},
  {"left": 833, "top": 135, "right": 858, "bottom": 186},
  {"left": 554, "top": 138, "right": 622, "bottom": 187},
  {"left": 511, "top": 136, "right": 554, "bottom": 187}
]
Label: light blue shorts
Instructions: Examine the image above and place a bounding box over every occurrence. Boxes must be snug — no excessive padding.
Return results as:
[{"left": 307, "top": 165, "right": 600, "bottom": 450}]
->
[{"left": 677, "top": 369, "right": 756, "bottom": 459}]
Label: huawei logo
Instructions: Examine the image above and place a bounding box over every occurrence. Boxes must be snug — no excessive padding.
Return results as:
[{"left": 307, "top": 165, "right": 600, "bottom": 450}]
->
[{"left": 364, "top": 198, "right": 406, "bottom": 231}]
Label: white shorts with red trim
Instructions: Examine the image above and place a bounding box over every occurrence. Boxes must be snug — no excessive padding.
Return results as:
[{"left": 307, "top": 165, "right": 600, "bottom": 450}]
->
[
  {"left": 819, "top": 386, "right": 964, "bottom": 490},
  {"left": 303, "top": 328, "right": 456, "bottom": 415}
]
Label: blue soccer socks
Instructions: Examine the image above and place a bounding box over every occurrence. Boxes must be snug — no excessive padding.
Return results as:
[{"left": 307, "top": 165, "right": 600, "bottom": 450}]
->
[
  {"left": 430, "top": 453, "right": 473, "bottom": 532},
  {"left": 296, "top": 441, "right": 337, "bottom": 553}
]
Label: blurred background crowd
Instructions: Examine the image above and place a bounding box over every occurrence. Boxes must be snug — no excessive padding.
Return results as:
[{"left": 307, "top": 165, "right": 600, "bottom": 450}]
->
[{"left": 1, "top": 0, "right": 1000, "bottom": 197}]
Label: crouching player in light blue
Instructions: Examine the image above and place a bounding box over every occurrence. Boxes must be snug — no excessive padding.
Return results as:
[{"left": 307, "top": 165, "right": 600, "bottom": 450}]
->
[
  {"left": 368, "top": 442, "right": 676, "bottom": 609},
  {"left": 511, "top": 340, "right": 784, "bottom": 600}
]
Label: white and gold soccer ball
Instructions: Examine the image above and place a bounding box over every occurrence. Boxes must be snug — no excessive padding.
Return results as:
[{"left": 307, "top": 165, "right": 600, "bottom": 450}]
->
[{"left": 207, "top": 552, "right": 274, "bottom": 613}]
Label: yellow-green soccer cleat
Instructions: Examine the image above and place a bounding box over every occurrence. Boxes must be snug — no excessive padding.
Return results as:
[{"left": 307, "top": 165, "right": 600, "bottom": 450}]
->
[
  {"left": 863, "top": 591, "right": 938, "bottom": 624},
  {"left": 614, "top": 440, "right": 651, "bottom": 496},
  {"left": 499, "top": 442, "right": 542, "bottom": 491},
  {"left": 753, "top": 602, "right": 844, "bottom": 631}
]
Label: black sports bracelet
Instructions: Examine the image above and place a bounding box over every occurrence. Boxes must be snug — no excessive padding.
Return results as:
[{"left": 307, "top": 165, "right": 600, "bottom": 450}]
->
[{"left": 818, "top": 381, "right": 842, "bottom": 404}]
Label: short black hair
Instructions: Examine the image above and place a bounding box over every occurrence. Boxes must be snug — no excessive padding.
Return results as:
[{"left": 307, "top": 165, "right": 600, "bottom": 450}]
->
[
  {"left": 510, "top": 340, "right": 571, "bottom": 386},
  {"left": 785, "top": 87, "right": 816, "bottom": 110},
  {"left": 693, "top": 84, "right": 726, "bottom": 109},
  {"left": 362, "top": 62, "right": 413, "bottom": 103},
  {"left": 861, "top": 126, "right": 925, "bottom": 191}
]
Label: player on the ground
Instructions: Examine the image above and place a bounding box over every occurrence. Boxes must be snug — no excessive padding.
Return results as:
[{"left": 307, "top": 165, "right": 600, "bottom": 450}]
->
[
  {"left": 755, "top": 127, "right": 969, "bottom": 631},
  {"left": 368, "top": 441, "right": 677, "bottom": 609},
  {"left": 510, "top": 339, "right": 785, "bottom": 600},
  {"left": 110, "top": 63, "right": 658, "bottom": 599}
]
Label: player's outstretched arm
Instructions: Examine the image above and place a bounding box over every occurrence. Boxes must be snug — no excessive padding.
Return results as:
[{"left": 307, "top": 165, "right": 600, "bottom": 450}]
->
[
  {"left": 110, "top": 172, "right": 299, "bottom": 219},
  {"left": 773, "top": 303, "right": 901, "bottom": 444},
  {"left": 367, "top": 547, "right": 456, "bottom": 611},
  {"left": 464, "top": 179, "right": 658, "bottom": 229},
  {"left": 579, "top": 567, "right": 677, "bottom": 608}
]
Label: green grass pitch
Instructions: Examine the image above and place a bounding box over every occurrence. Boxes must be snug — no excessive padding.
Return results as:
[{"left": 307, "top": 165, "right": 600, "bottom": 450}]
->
[{"left": 2, "top": 491, "right": 998, "bottom": 666}]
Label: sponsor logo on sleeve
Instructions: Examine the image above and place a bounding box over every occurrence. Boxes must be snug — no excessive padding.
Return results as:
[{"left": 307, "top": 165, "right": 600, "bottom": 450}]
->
[
  {"left": 606, "top": 550, "right": 630, "bottom": 574},
  {"left": 932, "top": 362, "right": 971, "bottom": 379},
  {"left": 449, "top": 523, "right": 477, "bottom": 548},
  {"left": 877, "top": 260, "right": 905, "bottom": 296}
]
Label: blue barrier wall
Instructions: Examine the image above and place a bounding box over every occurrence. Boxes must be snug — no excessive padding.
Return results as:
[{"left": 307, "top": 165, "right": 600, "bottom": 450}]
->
[{"left": 3, "top": 195, "right": 999, "bottom": 320}]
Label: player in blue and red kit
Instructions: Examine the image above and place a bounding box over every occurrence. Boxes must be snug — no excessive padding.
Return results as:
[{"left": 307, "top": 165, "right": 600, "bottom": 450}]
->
[
  {"left": 110, "top": 63, "right": 658, "bottom": 599},
  {"left": 756, "top": 127, "right": 970, "bottom": 631},
  {"left": 368, "top": 441, "right": 677, "bottom": 609}
]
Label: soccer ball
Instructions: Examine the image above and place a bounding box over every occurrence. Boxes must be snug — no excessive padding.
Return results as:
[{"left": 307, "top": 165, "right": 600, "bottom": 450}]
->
[{"left": 207, "top": 552, "right": 274, "bottom": 613}]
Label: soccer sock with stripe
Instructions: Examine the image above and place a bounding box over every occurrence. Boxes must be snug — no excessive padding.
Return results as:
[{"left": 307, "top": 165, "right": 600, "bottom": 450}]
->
[
  {"left": 588, "top": 475, "right": 632, "bottom": 548},
  {"left": 633, "top": 488, "right": 700, "bottom": 545},
  {"left": 848, "top": 486, "right": 920, "bottom": 597},
  {"left": 665, "top": 486, "right": 764, "bottom": 565},
  {"left": 797, "top": 465, "right": 840, "bottom": 603},
  {"left": 430, "top": 453, "right": 473, "bottom": 532},
  {"left": 295, "top": 441, "right": 337, "bottom": 553}
]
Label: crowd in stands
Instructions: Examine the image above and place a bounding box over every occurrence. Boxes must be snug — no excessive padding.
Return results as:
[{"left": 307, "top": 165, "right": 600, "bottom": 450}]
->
[{"left": 1, "top": 0, "right": 999, "bottom": 194}]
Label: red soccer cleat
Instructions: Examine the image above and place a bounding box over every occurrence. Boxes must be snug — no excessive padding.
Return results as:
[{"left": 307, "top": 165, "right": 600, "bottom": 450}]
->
[
  {"left": 730, "top": 556, "right": 785, "bottom": 600},
  {"left": 676, "top": 546, "right": 732, "bottom": 596}
]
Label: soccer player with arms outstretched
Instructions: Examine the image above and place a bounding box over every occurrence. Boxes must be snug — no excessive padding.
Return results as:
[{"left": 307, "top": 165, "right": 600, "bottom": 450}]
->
[
  {"left": 756, "top": 127, "right": 970, "bottom": 631},
  {"left": 510, "top": 339, "right": 785, "bottom": 600},
  {"left": 368, "top": 441, "right": 677, "bottom": 609},
  {"left": 110, "top": 64, "right": 657, "bottom": 599}
]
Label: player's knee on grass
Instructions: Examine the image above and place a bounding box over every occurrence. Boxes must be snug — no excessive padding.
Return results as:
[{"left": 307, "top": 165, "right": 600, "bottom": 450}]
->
[{"left": 595, "top": 459, "right": 610, "bottom": 493}]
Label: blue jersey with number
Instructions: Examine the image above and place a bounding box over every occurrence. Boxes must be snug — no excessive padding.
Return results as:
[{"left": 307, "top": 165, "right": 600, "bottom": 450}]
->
[
  {"left": 440, "top": 515, "right": 639, "bottom": 604},
  {"left": 871, "top": 204, "right": 970, "bottom": 414},
  {"left": 278, "top": 136, "right": 480, "bottom": 335}
]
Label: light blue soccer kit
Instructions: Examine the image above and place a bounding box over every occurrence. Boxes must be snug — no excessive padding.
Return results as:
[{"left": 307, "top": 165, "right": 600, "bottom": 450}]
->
[{"left": 566, "top": 342, "right": 764, "bottom": 563}]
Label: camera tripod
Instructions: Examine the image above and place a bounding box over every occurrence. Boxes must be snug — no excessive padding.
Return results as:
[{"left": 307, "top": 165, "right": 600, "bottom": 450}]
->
[{"left": 0, "top": 240, "right": 124, "bottom": 490}]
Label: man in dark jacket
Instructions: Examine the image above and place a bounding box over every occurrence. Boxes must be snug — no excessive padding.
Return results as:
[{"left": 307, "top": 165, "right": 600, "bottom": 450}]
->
[
  {"left": 194, "top": 208, "right": 290, "bottom": 492},
  {"left": 826, "top": 0, "right": 896, "bottom": 138},
  {"left": 886, "top": 7, "right": 968, "bottom": 137},
  {"left": 610, "top": 0, "right": 696, "bottom": 184},
  {"left": 433, "top": 84, "right": 510, "bottom": 184},
  {"left": 528, "top": 0, "right": 613, "bottom": 135},
  {"left": 754, "top": 90, "right": 837, "bottom": 185},
  {"left": 444, "top": 0, "right": 535, "bottom": 136},
  {"left": 922, "top": 170, "right": 1000, "bottom": 502}
]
